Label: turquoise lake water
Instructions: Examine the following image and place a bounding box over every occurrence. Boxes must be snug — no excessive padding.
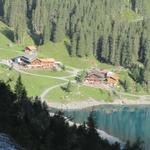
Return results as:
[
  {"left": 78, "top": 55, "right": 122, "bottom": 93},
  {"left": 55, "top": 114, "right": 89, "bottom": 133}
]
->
[{"left": 51, "top": 105, "right": 150, "bottom": 150}]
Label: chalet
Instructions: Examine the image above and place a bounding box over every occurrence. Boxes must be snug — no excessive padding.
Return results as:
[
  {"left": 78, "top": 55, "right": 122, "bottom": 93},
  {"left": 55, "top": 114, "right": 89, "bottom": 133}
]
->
[
  {"left": 24, "top": 46, "right": 37, "bottom": 54},
  {"left": 27, "top": 58, "right": 57, "bottom": 69},
  {"left": 12, "top": 52, "right": 37, "bottom": 64},
  {"left": 21, "top": 53, "right": 38, "bottom": 64},
  {"left": 84, "top": 69, "right": 106, "bottom": 85},
  {"left": 83, "top": 68, "right": 119, "bottom": 86},
  {"left": 12, "top": 46, "right": 63, "bottom": 71}
]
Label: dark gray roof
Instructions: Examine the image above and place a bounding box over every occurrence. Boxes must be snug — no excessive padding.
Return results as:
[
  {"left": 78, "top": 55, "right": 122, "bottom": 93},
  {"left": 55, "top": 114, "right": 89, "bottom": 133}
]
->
[
  {"left": 87, "top": 69, "right": 106, "bottom": 78},
  {"left": 21, "top": 52, "right": 37, "bottom": 63}
]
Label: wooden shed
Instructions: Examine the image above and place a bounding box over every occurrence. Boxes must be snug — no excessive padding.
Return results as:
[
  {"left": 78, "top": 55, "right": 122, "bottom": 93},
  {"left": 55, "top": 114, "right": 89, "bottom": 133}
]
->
[{"left": 24, "top": 46, "right": 37, "bottom": 54}]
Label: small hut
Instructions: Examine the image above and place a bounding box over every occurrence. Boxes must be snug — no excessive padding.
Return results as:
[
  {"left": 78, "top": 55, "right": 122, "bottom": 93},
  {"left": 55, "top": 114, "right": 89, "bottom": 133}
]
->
[{"left": 24, "top": 46, "right": 37, "bottom": 54}]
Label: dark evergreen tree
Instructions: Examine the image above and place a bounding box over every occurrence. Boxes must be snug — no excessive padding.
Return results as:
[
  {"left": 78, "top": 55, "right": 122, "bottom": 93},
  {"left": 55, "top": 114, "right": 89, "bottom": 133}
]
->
[
  {"left": 14, "top": 75, "right": 27, "bottom": 101},
  {"left": 4, "top": 0, "right": 27, "bottom": 43}
]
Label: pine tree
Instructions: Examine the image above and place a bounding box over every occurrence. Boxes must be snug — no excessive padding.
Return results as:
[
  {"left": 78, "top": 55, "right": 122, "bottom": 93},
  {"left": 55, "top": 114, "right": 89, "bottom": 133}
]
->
[
  {"left": 66, "top": 81, "right": 73, "bottom": 93},
  {"left": 43, "top": 23, "right": 50, "bottom": 44},
  {"left": 0, "top": 0, "right": 4, "bottom": 17},
  {"left": 15, "top": 75, "right": 27, "bottom": 101},
  {"left": 70, "top": 34, "right": 77, "bottom": 57},
  {"left": 143, "top": 59, "right": 150, "bottom": 92},
  {"left": 5, "top": 0, "right": 27, "bottom": 43},
  {"left": 76, "top": 31, "right": 85, "bottom": 57},
  {"left": 53, "top": 17, "right": 66, "bottom": 42}
]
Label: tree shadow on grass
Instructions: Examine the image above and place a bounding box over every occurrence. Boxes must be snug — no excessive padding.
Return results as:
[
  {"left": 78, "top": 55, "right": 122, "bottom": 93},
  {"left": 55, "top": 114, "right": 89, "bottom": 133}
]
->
[
  {"left": 61, "top": 85, "right": 67, "bottom": 92},
  {"left": 29, "top": 32, "right": 43, "bottom": 46},
  {"left": 64, "top": 41, "right": 72, "bottom": 56},
  {"left": 0, "top": 0, "right": 4, "bottom": 17},
  {"left": 0, "top": 27, "right": 14, "bottom": 42}
]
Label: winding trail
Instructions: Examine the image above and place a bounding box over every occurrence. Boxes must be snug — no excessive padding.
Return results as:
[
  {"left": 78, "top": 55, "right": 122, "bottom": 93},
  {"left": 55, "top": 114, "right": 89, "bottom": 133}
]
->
[
  {"left": 0, "top": 60, "right": 76, "bottom": 81},
  {"left": 0, "top": 59, "right": 150, "bottom": 102},
  {"left": 15, "top": 68, "right": 70, "bottom": 81},
  {"left": 0, "top": 60, "right": 78, "bottom": 100},
  {"left": 40, "top": 82, "right": 68, "bottom": 100}
]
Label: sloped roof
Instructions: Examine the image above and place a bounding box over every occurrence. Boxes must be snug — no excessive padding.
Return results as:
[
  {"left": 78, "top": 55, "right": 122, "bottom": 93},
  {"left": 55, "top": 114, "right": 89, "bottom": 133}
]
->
[
  {"left": 87, "top": 69, "right": 106, "bottom": 78},
  {"left": 21, "top": 52, "right": 38, "bottom": 63},
  {"left": 25, "top": 45, "right": 37, "bottom": 50},
  {"left": 39, "top": 58, "right": 55, "bottom": 63},
  {"left": 106, "top": 72, "right": 119, "bottom": 80},
  {"left": 86, "top": 68, "right": 119, "bottom": 80}
]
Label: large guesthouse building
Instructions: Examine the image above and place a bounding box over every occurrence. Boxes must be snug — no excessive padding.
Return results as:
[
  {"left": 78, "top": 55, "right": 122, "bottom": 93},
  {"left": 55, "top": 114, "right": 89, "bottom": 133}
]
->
[{"left": 12, "top": 46, "right": 63, "bottom": 70}]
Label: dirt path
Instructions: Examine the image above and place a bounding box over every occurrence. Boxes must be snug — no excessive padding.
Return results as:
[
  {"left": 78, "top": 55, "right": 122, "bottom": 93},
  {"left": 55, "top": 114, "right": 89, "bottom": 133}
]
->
[
  {"left": 115, "top": 91, "right": 150, "bottom": 101},
  {"left": 1, "top": 60, "right": 150, "bottom": 106},
  {"left": 0, "top": 60, "right": 77, "bottom": 81},
  {"left": 0, "top": 60, "right": 78, "bottom": 100},
  {"left": 40, "top": 82, "right": 68, "bottom": 100}
]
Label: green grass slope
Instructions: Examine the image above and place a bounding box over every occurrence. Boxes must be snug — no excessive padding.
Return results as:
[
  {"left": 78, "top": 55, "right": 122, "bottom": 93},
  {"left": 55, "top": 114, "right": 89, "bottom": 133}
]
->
[
  {"left": 0, "top": 64, "right": 63, "bottom": 97},
  {"left": 0, "top": 21, "right": 34, "bottom": 59},
  {"left": 38, "top": 41, "right": 116, "bottom": 70},
  {"left": 46, "top": 83, "right": 113, "bottom": 103},
  {"left": 0, "top": 21, "right": 12, "bottom": 47}
]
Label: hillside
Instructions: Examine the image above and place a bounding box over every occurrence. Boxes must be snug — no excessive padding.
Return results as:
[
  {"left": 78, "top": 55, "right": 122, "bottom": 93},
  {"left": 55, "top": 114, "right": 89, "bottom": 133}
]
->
[
  {"left": 0, "top": 0, "right": 150, "bottom": 100},
  {"left": 0, "top": 22, "right": 12, "bottom": 47},
  {"left": 0, "top": 18, "right": 149, "bottom": 103},
  {"left": 0, "top": 0, "right": 149, "bottom": 92},
  {"left": 0, "top": 21, "right": 34, "bottom": 58},
  {"left": 0, "top": 1, "right": 149, "bottom": 150}
]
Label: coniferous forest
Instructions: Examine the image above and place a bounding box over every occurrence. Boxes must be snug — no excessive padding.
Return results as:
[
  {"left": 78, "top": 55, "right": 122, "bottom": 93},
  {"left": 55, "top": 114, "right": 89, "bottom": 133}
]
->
[{"left": 0, "top": 0, "right": 150, "bottom": 91}]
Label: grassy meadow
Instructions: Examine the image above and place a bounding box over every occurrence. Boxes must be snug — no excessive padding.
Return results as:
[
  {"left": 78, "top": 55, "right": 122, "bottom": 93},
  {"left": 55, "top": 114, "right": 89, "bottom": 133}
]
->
[
  {"left": 46, "top": 83, "right": 113, "bottom": 103},
  {"left": 0, "top": 64, "right": 63, "bottom": 97}
]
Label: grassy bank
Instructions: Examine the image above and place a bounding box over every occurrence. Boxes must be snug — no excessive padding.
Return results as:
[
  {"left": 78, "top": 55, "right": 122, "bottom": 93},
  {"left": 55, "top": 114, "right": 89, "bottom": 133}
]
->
[
  {"left": 38, "top": 42, "right": 116, "bottom": 70},
  {"left": 46, "top": 83, "right": 113, "bottom": 103},
  {"left": 28, "top": 70, "right": 70, "bottom": 77},
  {"left": 0, "top": 65, "right": 63, "bottom": 96}
]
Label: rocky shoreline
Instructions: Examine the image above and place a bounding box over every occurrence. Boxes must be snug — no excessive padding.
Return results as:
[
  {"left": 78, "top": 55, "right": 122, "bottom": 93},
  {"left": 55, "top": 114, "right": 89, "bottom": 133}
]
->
[{"left": 47, "top": 98, "right": 150, "bottom": 110}]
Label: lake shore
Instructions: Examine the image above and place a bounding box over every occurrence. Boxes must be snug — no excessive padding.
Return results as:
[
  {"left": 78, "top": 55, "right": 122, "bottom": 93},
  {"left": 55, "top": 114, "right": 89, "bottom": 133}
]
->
[{"left": 47, "top": 98, "right": 150, "bottom": 110}]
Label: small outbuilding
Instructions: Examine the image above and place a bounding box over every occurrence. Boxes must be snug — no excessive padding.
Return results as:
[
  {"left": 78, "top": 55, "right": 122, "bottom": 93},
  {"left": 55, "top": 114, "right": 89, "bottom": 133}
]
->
[
  {"left": 24, "top": 46, "right": 37, "bottom": 54},
  {"left": 106, "top": 72, "right": 119, "bottom": 86}
]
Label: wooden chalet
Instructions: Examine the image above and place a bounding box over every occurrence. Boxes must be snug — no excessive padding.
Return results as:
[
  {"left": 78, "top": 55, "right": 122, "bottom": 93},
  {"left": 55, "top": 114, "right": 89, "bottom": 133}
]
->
[
  {"left": 84, "top": 69, "right": 106, "bottom": 85},
  {"left": 12, "top": 46, "right": 63, "bottom": 70},
  {"left": 24, "top": 46, "right": 37, "bottom": 54},
  {"left": 21, "top": 53, "right": 37, "bottom": 64},
  {"left": 106, "top": 72, "right": 119, "bottom": 85},
  {"left": 12, "top": 52, "right": 37, "bottom": 65},
  {"left": 83, "top": 69, "right": 119, "bottom": 86},
  {"left": 27, "top": 58, "right": 56, "bottom": 69}
]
